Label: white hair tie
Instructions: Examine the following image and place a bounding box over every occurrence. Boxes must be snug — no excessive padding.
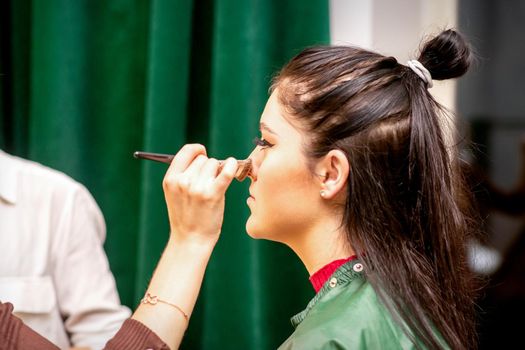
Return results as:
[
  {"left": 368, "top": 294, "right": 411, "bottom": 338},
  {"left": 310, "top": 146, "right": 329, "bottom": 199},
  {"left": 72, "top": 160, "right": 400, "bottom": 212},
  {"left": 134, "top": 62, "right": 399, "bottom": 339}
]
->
[{"left": 407, "top": 60, "right": 433, "bottom": 88}]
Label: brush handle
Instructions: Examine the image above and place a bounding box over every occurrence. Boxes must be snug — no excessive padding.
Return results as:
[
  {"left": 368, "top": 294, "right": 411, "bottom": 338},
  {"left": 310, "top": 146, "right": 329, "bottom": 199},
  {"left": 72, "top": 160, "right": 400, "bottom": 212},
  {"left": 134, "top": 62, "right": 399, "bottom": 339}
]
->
[
  {"left": 133, "top": 151, "right": 252, "bottom": 181},
  {"left": 133, "top": 151, "right": 174, "bottom": 164}
]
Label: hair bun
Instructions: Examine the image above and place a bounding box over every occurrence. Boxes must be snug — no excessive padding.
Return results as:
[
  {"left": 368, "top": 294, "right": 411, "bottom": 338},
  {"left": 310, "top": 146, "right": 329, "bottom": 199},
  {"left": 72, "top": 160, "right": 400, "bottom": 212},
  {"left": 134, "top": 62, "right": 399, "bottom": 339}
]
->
[{"left": 417, "top": 29, "right": 472, "bottom": 81}]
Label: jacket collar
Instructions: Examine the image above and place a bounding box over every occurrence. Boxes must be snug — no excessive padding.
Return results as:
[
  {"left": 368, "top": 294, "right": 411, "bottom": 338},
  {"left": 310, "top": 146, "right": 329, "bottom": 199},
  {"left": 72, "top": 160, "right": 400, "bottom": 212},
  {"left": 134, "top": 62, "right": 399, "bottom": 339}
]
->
[
  {"left": 0, "top": 150, "right": 19, "bottom": 204},
  {"left": 290, "top": 258, "right": 365, "bottom": 328}
]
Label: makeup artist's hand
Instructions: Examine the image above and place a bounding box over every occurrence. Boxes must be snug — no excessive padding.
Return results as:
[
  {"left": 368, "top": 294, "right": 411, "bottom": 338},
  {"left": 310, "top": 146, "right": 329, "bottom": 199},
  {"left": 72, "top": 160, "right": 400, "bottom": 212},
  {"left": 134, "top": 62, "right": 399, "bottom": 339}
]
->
[
  {"left": 132, "top": 144, "right": 237, "bottom": 348},
  {"left": 163, "top": 144, "right": 238, "bottom": 246}
]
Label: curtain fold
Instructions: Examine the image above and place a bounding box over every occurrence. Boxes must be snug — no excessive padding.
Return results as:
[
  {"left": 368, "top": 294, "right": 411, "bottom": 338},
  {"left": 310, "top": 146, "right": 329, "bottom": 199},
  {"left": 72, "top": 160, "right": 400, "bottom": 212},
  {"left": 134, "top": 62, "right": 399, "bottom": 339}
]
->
[{"left": 1, "top": 1, "right": 329, "bottom": 348}]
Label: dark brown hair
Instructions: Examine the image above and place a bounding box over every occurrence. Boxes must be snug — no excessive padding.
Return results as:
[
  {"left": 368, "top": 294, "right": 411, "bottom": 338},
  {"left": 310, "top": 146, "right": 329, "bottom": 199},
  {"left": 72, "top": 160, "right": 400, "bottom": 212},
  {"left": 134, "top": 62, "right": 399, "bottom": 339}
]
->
[{"left": 273, "top": 29, "right": 477, "bottom": 349}]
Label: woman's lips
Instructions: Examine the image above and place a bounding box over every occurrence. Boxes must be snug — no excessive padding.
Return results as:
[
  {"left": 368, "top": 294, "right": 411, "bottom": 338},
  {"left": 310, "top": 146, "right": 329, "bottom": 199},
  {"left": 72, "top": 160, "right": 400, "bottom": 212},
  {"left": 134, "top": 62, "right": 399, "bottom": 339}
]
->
[{"left": 247, "top": 188, "right": 255, "bottom": 205}]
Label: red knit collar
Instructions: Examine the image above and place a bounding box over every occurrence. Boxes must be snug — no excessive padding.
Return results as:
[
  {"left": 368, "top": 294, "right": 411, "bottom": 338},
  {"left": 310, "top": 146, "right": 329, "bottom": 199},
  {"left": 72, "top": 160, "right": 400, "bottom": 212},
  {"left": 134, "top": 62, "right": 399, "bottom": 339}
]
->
[{"left": 309, "top": 255, "right": 357, "bottom": 293}]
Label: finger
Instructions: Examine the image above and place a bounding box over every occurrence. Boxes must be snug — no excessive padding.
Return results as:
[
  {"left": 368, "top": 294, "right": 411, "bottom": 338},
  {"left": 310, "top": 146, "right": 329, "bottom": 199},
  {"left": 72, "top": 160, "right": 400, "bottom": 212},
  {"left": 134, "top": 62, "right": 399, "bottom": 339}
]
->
[
  {"left": 192, "top": 158, "right": 220, "bottom": 188},
  {"left": 167, "top": 144, "right": 207, "bottom": 174},
  {"left": 200, "top": 158, "right": 221, "bottom": 180},
  {"left": 183, "top": 154, "right": 208, "bottom": 178},
  {"left": 214, "top": 157, "right": 238, "bottom": 192}
]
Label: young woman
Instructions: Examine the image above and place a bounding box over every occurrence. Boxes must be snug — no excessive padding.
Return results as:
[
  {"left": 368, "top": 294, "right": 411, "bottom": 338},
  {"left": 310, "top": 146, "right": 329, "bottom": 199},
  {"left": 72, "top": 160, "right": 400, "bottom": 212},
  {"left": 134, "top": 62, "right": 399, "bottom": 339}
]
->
[
  {"left": 158, "top": 28, "right": 478, "bottom": 349},
  {"left": 0, "top": 29, "right": 477, "bottom": 350}
]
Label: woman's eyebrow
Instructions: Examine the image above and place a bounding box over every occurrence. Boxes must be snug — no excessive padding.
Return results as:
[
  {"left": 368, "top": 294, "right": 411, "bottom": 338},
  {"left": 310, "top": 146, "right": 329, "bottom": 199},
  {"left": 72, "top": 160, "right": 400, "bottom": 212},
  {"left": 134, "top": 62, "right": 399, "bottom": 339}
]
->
[{"left": 260, "top": 122, "right": 278, "bottom": 136}]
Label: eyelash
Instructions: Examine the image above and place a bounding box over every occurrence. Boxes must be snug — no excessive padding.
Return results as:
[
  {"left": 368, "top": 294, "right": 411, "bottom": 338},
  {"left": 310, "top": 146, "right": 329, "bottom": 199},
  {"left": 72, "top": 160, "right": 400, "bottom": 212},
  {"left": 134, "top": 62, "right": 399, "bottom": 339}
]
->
[{"left": 253, "top": 136, "right": 274, "bottom": 149}]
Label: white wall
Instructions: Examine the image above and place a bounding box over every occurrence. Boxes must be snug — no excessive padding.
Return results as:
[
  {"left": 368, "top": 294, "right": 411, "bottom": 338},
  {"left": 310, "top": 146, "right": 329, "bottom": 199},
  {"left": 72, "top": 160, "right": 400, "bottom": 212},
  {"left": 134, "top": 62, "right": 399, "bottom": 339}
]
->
[{"left": 329, "top": 0, "right": 458, "bottom": 110}]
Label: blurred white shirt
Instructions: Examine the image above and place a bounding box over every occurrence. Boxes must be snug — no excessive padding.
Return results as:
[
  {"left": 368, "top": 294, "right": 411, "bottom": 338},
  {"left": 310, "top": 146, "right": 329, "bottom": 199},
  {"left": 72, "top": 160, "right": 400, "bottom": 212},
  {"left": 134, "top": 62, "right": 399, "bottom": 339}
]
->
[{"left": 0, "top": 150, "right": 131, "bottom": 349}]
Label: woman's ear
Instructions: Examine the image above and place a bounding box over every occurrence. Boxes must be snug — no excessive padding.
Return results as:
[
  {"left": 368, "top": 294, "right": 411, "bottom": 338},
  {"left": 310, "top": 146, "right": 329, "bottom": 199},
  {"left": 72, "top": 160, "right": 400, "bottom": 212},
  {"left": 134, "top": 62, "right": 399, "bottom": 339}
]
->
[{"left": 315, "top": 149, "right": 350, "bottom": 200}]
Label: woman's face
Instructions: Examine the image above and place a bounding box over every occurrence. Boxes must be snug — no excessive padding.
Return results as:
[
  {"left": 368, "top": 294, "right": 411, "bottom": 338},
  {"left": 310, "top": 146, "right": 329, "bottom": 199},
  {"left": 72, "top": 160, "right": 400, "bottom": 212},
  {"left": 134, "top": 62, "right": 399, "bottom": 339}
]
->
[{"left": 246, "top": 89, "right": 322, "bottom": 244}]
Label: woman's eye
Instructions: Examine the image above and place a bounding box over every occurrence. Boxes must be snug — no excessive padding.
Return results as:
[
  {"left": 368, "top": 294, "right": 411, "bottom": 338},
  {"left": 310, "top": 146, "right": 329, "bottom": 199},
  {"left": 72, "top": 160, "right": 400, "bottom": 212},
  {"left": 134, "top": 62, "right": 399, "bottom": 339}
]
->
[{"left": 253, "top": 137, "right": 274, "bottom": 149}]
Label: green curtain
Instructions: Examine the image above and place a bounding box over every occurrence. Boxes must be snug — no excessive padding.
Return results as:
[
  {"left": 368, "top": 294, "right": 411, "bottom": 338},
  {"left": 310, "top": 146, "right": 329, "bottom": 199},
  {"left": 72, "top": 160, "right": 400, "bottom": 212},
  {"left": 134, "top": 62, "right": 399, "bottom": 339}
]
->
[{"left": 0, "top": 0, "right": 329, "bottom": 348}]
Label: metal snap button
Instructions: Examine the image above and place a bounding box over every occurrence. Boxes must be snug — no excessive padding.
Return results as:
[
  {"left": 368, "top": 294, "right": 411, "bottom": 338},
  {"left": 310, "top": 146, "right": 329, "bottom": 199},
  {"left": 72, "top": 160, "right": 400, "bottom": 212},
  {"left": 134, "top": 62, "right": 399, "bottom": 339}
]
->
[
  {"left": 329, "top": 277, "right": 338, "bottom": 288},
  {"left": 353, "top": 263, "right": 364, "bottom": 272}
]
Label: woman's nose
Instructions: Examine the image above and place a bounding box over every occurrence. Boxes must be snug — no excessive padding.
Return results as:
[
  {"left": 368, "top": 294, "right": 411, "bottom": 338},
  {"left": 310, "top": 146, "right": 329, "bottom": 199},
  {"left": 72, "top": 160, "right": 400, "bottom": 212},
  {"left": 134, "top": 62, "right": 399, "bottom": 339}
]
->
[{"left": 247, "top": 148, "right": 260, "bottom": 181}]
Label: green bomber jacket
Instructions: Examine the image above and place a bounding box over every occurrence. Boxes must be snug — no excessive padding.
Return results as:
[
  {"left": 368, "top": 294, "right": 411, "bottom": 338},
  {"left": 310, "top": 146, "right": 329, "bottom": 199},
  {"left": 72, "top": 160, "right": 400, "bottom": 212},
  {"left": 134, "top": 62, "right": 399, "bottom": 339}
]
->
[{"left": 278, "top": 259, "right": 447, "bottom": 349}]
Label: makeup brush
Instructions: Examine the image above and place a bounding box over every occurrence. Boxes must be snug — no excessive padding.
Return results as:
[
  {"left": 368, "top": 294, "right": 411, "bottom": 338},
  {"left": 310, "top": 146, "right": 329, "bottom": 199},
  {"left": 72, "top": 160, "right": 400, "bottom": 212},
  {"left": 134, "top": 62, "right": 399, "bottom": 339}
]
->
[{"left": 133, "top": 151, "right": 252, "bottom": 181}]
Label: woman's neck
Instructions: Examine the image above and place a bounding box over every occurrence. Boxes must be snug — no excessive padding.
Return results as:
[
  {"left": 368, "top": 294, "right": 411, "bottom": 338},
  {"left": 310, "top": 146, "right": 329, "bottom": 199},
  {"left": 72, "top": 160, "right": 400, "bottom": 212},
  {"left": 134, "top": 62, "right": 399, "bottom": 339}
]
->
[{"left": 285, "top": 218, "right": 355, "bottom": 275}]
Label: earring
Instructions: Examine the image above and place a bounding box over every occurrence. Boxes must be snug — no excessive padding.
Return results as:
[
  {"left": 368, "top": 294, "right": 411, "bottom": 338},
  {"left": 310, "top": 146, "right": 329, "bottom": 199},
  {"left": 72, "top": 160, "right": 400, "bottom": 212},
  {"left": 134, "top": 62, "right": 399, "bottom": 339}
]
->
[{"left": 320, "top": 190, "right": 327, "bottom": 198}]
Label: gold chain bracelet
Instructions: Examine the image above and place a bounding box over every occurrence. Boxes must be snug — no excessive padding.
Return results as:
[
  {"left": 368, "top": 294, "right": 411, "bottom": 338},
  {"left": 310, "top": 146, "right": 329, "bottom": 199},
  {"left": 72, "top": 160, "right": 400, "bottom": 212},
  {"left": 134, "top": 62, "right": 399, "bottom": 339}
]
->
[{"left": 141, "top": 292, "right": 189, "bottom": 321}]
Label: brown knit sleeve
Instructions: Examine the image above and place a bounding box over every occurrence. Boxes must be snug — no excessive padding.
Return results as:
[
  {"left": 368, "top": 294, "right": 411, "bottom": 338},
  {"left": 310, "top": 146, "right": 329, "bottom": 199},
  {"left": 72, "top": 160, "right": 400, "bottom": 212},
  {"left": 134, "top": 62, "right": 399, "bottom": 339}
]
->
[
  {"left": 104, "top": 319, "right": 170, "bottom": 350},
  {"left": 0, "top": 302, "right": 59, "bottom": 350},
  {"left": 1, "top": 302, "right": 169, "bottom": 350}
]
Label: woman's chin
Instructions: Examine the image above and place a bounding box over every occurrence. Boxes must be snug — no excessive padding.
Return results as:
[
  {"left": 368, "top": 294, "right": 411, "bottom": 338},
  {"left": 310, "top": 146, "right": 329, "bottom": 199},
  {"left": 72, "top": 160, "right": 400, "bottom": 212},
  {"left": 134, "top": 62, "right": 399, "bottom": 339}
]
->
[{"left": 245, "top": 218, "right": 265, "bottom": 239}]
